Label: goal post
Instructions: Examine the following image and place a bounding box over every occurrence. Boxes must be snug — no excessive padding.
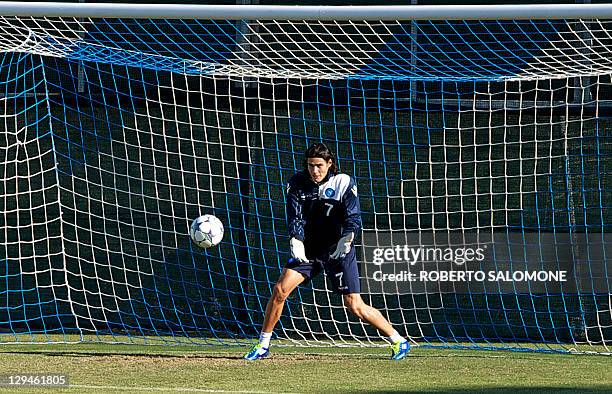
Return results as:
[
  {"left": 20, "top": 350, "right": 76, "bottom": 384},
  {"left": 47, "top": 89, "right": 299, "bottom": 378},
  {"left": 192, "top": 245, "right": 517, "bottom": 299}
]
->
[{"left": 0, "top": 2, "right": 610, "bottom": 354}]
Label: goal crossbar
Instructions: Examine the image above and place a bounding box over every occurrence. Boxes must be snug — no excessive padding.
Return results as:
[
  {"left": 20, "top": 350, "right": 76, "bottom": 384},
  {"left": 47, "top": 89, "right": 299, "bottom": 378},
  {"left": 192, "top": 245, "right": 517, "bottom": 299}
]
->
[{"left": 0, "top": 2, "right": 612, "bottom": 20}]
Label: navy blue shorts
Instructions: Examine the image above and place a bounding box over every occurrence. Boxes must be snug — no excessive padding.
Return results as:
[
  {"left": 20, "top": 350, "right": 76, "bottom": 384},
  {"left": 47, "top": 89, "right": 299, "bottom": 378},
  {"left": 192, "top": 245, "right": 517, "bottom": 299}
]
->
[{"left": 286, "top": 246, "right": 360, "bottom": 295}]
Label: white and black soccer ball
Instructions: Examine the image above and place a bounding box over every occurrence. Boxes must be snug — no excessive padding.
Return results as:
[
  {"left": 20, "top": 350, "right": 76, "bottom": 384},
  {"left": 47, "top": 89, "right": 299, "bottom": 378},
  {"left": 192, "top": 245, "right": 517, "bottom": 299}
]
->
[{"left": 190, "top": 214, "right": 224, "bottom": 249}]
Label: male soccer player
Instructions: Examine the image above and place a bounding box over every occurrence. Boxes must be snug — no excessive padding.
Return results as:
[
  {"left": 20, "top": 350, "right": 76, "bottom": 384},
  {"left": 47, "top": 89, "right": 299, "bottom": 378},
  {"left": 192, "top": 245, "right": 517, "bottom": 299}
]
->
[{"left": 244, "top": 142, "right": 410, "bottom": 361}]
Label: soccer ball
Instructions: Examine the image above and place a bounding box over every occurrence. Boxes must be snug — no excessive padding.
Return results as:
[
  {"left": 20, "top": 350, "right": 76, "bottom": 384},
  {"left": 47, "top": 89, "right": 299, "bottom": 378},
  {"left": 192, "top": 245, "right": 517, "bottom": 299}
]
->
[{"left": 190, "top": 214, "right": 224, "bottom": 249}]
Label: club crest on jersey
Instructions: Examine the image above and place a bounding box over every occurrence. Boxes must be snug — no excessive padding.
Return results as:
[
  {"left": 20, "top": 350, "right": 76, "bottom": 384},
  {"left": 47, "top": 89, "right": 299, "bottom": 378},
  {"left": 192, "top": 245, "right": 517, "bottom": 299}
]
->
[{"left": 324, "top": 188, "right": 335, "bottom": 198}]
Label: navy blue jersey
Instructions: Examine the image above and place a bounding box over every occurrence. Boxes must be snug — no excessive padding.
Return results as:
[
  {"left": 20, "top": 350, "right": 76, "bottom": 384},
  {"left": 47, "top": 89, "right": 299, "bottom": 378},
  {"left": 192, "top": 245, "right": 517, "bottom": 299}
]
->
[{"left": 286, "top": 171, "right": 361, "bottom": 257}]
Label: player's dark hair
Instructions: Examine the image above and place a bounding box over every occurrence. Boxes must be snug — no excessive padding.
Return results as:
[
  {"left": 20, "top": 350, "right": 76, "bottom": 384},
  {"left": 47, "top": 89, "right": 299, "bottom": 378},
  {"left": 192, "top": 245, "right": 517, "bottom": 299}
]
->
[{"left": 303, "top": 142, "right": 338, "bottom": 175}]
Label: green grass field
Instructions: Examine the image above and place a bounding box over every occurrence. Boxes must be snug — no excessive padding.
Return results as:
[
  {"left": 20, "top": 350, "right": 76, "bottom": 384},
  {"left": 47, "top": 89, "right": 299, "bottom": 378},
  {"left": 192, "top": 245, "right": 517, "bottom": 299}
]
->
[{"left": 0, "top": 342, "right": 611, "bottom": 393}]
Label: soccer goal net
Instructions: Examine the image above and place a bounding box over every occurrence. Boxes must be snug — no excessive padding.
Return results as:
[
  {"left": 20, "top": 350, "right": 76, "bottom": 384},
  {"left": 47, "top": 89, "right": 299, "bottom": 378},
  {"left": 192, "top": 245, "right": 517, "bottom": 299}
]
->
[{"left": 0, "top": 3, "right": 610, "bottom": 354}]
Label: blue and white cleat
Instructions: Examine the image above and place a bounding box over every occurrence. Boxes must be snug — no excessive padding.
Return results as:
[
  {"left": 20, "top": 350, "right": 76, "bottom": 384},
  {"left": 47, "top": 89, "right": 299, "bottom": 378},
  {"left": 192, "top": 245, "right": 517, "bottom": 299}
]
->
[
  {"left": 244, "top": 343, "right": 269, "bottom": 361},
  {"left": 390, "top": 340, "right": 410, "bottom": 360}
]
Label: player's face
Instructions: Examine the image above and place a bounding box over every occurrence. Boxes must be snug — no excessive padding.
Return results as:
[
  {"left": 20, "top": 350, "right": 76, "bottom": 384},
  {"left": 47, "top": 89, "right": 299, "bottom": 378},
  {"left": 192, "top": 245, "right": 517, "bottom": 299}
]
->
[{"left": 307, "top": 157, "right": 332, "bottom": 183}]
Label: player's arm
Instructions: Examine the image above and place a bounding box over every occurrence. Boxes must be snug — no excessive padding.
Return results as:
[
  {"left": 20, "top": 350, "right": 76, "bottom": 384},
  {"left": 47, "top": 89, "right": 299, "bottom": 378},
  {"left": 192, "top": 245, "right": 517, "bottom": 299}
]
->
[
  {"left": 341, "top": 177, "right": 361, "bottom": 236},
  {"left": 286, "top": 177, "right": 308, "bottom": 262},
  {"left": 330, "top": 177, "right": 361, "bottom": 259}
]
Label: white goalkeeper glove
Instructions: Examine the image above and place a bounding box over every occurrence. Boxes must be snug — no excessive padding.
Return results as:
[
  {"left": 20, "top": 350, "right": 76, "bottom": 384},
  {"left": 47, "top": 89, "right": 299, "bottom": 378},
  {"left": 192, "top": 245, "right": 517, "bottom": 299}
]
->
[
  {"left": 290, "top": 237, "right": 308, "bottom": 263},
  {"left": 330, "top": 233, "right": 354, "bottom": 259}
]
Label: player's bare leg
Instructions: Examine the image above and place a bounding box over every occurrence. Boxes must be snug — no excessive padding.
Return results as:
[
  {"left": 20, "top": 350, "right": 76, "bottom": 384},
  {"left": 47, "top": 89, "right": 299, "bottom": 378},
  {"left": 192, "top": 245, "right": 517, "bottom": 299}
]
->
[
  {"left": 343, "top": 293, "right": 410, "bottom": 360},
  {"left": 343, "top": 293, "right": 394, "bottom": 335},
  {"left": 244, "top": 268, "right": 305, "bottom": 360},
  {"left": 262, "top": 268, "right": 305, "bottom": 332}
]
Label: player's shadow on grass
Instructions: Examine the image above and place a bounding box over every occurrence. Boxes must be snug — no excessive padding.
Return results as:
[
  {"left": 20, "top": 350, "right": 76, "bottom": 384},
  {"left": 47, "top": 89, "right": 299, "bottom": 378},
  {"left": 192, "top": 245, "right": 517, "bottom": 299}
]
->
[{"left": 0, "top": 350, "right": 240, "bottom": 360}]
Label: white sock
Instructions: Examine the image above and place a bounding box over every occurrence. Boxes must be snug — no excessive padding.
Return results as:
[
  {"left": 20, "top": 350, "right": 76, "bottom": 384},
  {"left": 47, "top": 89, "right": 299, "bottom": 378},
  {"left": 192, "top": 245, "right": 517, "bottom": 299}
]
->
[
  {"left": 259, "top": 331, "right": 272, "bottom": 348},
  {"left": 386, "top": 330, "right": 405, "bottom": 344}
]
